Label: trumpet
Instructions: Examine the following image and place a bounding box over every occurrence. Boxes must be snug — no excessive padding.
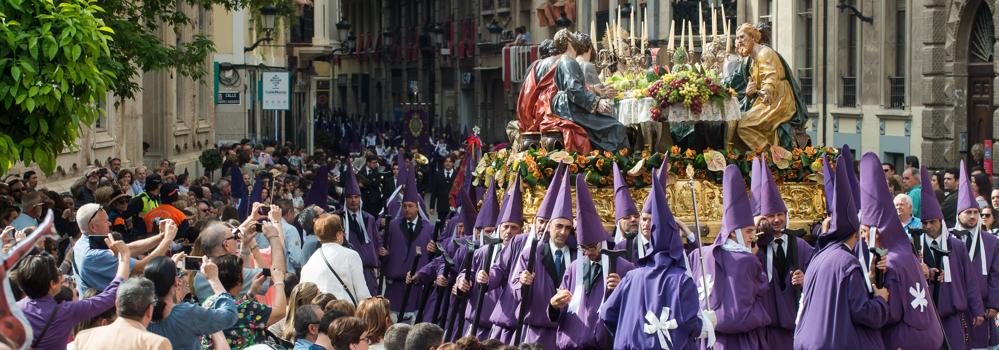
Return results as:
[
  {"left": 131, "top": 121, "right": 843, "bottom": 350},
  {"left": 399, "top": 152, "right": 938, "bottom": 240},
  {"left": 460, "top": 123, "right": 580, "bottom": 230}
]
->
[{"left": 414, "top": 153, "right": 429, "bottom": 165}]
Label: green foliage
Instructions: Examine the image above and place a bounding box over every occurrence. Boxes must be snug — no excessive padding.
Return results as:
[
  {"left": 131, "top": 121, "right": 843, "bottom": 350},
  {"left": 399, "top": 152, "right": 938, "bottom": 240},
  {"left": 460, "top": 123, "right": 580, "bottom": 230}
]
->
[
  {"left": 0, "top": 0, "right": 117, "bottom": 175},
  {"left": 199, "top": 148, "right": 222, "bottom": 174}
]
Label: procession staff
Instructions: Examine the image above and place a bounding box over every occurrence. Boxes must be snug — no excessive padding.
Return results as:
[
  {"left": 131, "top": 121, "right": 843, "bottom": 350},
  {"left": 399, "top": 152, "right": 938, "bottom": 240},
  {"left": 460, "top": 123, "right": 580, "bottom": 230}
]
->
[
  {"left": 688, "top": 165, "right": 771, "bottom": 349},
  {"left": 549, "top": 175, "right": 634, "bottom": 349},
  {"left": 750, "top": 157, "right": 813, "bottom": 348},
  {"left": 487, "top": 164, "right": 566, "bottom": 344},
  {"left": 949, "top": 160, "right": 997, "bottom": 349},
  {"left": 385, "top": 173, "right": 434, "bottom": 320},
  {"left": 794, "top": 150, "right": 891, "bottom": 349},
  {"left": 342, "top": 165, "right": 384, "bottom": 296},
  {"left": 611, "top": 162, "right": 646, "bottom": 263},
  {"left": 512, "top": 171, "right": 577, "bottom": 349},
  {"left": 857, "top": 153, "right": 944, "bottom": 349},
  {"left": 919, "top": 164, "right": 985, "bottom": 350},
  {"left": 600, "top": 170, "right": 705, "bottom": 350},
  {"left": 455, "top": 175, "right": 525, "bottom": 340}
]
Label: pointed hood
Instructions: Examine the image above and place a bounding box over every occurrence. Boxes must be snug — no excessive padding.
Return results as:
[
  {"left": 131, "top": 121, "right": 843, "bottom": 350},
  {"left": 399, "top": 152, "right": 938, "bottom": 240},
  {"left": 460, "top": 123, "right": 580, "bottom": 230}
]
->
[
  {"left": 402, "top": 169, "right": 421, "bottom": 203},
  {"left": 613, "top": 162, "right": 639, "bottom": 221},
  {"left": 920, "top": 166, "right": 944, "bottom": 221},
  {"left": 957, "top": 159, "right": 979, "bottom": 215},
  {"left": 550, "top": 171, "right": 574, "bottom": 222},
  {"left": 474, "top": 177, "right": 500, "bottom": 229},
  {"left": 750, "top": 157, "right": 764, "bottom": 216},
  {"left": 644, "top": 170, "right": 685, "bottom": 263},
  {"left": 459, "top": 189, "right": 478, "bottom": 236},
  {"left": 718, "top": 165, "right": 755, "bottom": 244},
  {"left": 344, "top": 165, "right": 362, "bottom": 197},
  {"left": 643, "top": 155, "right": 670, "bottom": 214},
  {"left": 497, "top": 175, "right": 524, "bottom": 225},
  {"left": 822, "top": 154, "right": 835, "bottom": 215},
  {"left": 574, "top": 174, "right": 610, "bottom": 246},
  {"left": 821, "top": 154, "right": 861, "bottom": 245},
  {"left": 754, "top": 156, "right": 787, "bottom": 216},
  {"left": 858, "top": 152, "right": 908, "bottom": 250},
  {"left": 303, "top": 166, "right": 330, "bottom": 211},
  {"left": 536, "top": 163, "right": 566, "bottom": 220},
  {"left": 231, "top": 166, "right": 250, "bottom": 220},
  {"left": 841, "top": 145, "right": 861, "bottom": 209},
  {"left": 395, "top": 152, "right": 409, "bottom": 186}
]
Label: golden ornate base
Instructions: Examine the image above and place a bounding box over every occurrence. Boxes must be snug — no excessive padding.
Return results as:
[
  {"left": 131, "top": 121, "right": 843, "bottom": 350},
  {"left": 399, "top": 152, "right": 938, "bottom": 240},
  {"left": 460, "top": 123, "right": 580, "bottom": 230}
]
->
[{"left": 517, "top": 180, "right": 826, "bottom": 241}]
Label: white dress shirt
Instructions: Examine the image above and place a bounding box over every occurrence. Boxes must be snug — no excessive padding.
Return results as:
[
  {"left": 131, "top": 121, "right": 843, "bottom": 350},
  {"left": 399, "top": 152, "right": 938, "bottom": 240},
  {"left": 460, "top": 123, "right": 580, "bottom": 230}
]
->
[
  {"left": 765, "top": 235, "right": 790, "bottom": 282},
  {"left": 300, "top": 242, "right": 371, "bottom": 305}
]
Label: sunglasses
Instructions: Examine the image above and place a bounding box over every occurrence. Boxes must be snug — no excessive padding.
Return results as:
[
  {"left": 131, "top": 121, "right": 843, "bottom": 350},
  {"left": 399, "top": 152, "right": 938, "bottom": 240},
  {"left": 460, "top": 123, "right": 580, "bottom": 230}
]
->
[{"left": 984, "top": 213, "right": 993, "bottom": 218}]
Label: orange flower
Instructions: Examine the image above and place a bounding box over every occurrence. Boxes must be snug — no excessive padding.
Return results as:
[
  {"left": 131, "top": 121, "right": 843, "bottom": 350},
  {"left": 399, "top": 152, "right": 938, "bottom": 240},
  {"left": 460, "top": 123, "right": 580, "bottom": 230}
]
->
[
  {"left": 804, "top": 146, "right": 817, "bottom": 157},
  {"left": 603, "top": 151, "right": 614, "bottom": 158},
  {"left": 596, "top": 159, "right": 606, "bottom": 170},
  {"left": 684, "top": 149, "right": 696, "bottom": 159},
  {"left": 569, "top": 164, "right": 579, "bottom": 173},
  {"left": 533, "top": 170, "right": 543, "bottom": 179},
  {"left": 590, "top": 150, "right": 600, "bottom": 157},
  {"left": 727, "top": 152, "right": 739, "bottom": 160},
  {"left": 619, "top": 148, "right": 630, "bottom": 157},
  {"left": 537, "top": 148, "right": 549, "bottom": 157},
  {"left": 642, "top": 150, "right": 651, "bottom": 159},
  {"left": 544, "top": 167, "right": 555, "bottom": 177},
  {"left": 793, "top": 148, "right": 803, "bottom": 157},
  {"left": 792, "top": 160, "right": 803, "bottom": 169},
  {"left": 576, "top": 155, "right": 588, "bottom": 166},
  {"left": 670, "top": 145, "right": 681, "bottom": 155},
  {"left": 528, "top": 164, "right": 538, "bottom": 174}
]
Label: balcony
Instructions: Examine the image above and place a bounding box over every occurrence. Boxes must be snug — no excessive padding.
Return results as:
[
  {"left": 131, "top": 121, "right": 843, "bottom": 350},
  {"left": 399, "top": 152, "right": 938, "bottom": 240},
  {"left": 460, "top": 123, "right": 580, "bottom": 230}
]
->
[
  {"left": 290, "top": 5, "right": 315, "bottom": 44},
  {"left": 841, "top": 76, "right": 857, "bottom": 107},
  {"left": 888, "top": 76, "right": 905, "bottom": 109},
  {"left": 797, "top": 68, "right": 813, "bottom": 105}
]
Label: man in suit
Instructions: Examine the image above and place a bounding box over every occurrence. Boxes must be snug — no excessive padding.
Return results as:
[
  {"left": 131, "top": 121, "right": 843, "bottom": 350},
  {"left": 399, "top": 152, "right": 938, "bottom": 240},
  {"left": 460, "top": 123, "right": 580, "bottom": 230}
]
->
[
  {"left": 941, "top": 168, "right": 960, "bottom": 229},
  {"left": 357, "top": 155, "right": 384, "bottom": 215},
  {"left": 429, "top": 155, "right": 458, "bottom": 218}
]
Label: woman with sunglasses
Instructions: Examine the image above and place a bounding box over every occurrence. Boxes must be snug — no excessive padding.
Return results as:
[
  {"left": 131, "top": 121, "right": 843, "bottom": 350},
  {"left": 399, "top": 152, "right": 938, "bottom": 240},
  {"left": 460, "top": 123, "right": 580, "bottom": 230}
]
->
[
  {"left": 13, "top": 235, "right": 130, "bottom": 350},
  {"left": 982, "top": 207, "right": 998, "bottom": 236},
  {"left": 144, "top": 255, "right": 238, "bottom": 350}
]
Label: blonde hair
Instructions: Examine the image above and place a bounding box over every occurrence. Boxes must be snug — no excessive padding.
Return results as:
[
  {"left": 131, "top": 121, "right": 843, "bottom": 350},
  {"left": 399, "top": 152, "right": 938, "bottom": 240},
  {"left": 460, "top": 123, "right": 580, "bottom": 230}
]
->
[
  {"left": 315, "top": 214, "right": 344, "bottom": 243},
  {"left": 737, "top": 23, "right": 761, "bottom": 43},
  {"left": 356, "top": 297, "right": 391, "bottom": 343},
  {"left": 282, "top": 282, "right": 321, "bottom": 340}
]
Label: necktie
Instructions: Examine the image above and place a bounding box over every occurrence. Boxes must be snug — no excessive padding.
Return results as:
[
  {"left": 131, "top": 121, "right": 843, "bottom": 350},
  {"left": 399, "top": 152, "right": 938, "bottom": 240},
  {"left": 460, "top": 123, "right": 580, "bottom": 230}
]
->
[
  {"left": 409, "top": 222, "right": 416, "bottom": 235},
  {"left": 585, "top": 261, "right": 601, "bottom": 294},
  {"left": 774, "top": 238, "right": 787, "bottom": 289},
  {"left": 930, "top": 240, "right": 940, "bottom": 265},
  {"left": 554, "top": 249, "right": 564, "bottom": 280}
]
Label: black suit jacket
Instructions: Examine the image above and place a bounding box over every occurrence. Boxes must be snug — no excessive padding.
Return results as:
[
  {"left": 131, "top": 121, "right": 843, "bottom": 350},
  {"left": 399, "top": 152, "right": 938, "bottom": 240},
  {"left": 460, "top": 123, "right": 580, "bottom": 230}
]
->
[
  {"left": 429, "top": 168, "right": 457, "bottom": 214},
  {"left": 357, "top": 168, "right": 384, "bottom": 213}
]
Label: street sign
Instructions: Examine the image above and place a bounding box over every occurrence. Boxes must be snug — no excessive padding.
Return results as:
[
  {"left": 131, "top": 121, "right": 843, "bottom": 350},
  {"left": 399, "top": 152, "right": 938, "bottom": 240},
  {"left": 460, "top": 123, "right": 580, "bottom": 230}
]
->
[
  {"left": 217, "top": 91, "right": 240, "bottom": 105},
  {"left": 262, "top": 71, "right": 290, "bottom": 110}
]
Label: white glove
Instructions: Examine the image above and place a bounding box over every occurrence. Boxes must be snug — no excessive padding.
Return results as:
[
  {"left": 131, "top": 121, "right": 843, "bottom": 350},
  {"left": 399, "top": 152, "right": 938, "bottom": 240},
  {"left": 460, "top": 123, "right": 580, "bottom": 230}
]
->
[{"left": 699, "top": 310, "right": 717, "bottom": 348}]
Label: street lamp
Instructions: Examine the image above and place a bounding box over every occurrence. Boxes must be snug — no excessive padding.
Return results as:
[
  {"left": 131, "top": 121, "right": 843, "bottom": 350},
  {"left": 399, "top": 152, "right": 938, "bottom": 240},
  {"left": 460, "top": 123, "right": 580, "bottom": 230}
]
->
[
  {"left": 430, "top": 23, "right": 445, "bottom": 46},
  {"left": 487, "top": 20, "right": 503, "bottom": 43},
  {"left": 245, "top": 6, "right": 279, "bottom": 52},
  {"left": 336, "top": 18, "right": 352, "bottom": 42},
  {"left": 383, "top": 29, "right": 393, "bottom": 47}
]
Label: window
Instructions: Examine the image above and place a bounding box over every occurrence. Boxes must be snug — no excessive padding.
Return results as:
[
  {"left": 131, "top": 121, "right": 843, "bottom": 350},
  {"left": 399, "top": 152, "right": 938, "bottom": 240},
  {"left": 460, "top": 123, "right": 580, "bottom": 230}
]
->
[
  {"left": 841, "top": 0, "right": 858, "bottom": 107},
  {"left": 888, "top": 0, "right": 906, "bottom": 109},
  {"left": 760, "top": 0, "right": 773, "bottom": 24},
  {"left": 798, "top": 0, "right": 814, "bottom": 105},
  {"left": 95, "top": 95, "right": 109, "bottom": 131}
]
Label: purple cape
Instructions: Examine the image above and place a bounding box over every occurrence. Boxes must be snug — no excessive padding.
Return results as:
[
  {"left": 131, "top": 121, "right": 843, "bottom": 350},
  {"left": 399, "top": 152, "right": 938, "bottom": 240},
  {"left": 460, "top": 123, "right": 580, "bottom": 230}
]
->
[{"left": 553, "top": 255, "right": 634, "bottom": 349}]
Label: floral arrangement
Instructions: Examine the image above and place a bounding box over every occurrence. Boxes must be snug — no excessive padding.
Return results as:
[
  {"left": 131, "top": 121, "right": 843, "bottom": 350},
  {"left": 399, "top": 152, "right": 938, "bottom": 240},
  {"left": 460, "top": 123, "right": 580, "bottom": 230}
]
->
[
  {"left": 604, "top": 70, "right": 658, "bottom": 101},
  {"left": 645, "top": 64, "right": 737, "bottom": 120},
  {"left": 473, "top": 145, "right": 841, "bottom": 188}
]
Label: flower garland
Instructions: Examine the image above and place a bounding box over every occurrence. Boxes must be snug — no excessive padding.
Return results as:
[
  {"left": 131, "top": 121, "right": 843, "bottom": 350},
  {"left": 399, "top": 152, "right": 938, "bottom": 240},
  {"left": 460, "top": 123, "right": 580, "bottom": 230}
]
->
[
  {"left": 473, "top": 145, "right": 841, "bottom": 189},
  {"left": 645, "top": 64, "right": 737, "bottom": 120}
]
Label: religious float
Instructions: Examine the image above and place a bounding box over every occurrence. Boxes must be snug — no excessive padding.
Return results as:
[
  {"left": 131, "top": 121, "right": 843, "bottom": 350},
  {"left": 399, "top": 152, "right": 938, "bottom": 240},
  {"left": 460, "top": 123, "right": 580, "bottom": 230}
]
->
[{"left": 488, "top": 6, "right": 828, "bottom": 240}]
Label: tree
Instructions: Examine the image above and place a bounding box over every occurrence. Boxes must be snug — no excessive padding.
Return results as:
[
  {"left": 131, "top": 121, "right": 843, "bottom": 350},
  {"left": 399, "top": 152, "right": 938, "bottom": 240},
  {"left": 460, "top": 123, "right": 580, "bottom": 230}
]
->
[
  {"left": 0, "top": 0, "right": 117, "bottom": 175},
  {"left": 0, "top": 0, "right": 291, "bottom": 176}
]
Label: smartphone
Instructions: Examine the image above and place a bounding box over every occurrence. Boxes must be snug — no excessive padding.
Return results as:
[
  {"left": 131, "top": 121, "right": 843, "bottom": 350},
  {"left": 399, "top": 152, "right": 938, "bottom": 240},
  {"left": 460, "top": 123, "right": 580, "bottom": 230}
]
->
[
  {"left": 88, "top": 235, "right": 109, "bottom": 250},
  {"left": 184, "top": 256, "right": 203, "bottom": 271},
  {"left": 254, "top": 222, "right": 263, "bottom": 233},
  {"left": 258, "top": 206, "right": 270, "bottom": 216},
  {"left": 261, "top": 268, "right": 271, "bottom": 277}
]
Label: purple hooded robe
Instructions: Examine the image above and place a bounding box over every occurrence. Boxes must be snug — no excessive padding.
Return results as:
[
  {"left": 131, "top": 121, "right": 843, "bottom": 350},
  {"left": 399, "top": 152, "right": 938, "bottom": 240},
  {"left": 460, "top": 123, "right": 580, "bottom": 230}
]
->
[
  {"left": 600, "top": 169, "right": 702, "bottom": 350},
  {"left": 793, "top": 152, "right": 890, "bottom": 350}
]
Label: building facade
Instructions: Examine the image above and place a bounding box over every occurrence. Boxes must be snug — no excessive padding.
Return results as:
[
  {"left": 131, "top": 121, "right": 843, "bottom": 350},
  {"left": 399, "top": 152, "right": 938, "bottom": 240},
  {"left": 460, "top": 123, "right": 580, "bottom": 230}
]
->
[{"left": 9, "top": 4, "right": 217, "bottom": 191}]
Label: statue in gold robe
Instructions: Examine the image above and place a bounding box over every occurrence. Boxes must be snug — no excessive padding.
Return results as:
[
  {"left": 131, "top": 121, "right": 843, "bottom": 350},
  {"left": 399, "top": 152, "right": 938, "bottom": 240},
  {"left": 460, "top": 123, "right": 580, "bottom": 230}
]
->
[{"left": 730, "top": 23, "right": 808, "bottom": 151}]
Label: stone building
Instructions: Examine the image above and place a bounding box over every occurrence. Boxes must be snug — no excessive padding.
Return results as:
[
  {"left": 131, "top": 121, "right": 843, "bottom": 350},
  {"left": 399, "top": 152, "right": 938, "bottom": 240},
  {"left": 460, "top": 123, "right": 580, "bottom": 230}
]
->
[{"left": 8, "top": 4, "right": 217, "bottom": 191}]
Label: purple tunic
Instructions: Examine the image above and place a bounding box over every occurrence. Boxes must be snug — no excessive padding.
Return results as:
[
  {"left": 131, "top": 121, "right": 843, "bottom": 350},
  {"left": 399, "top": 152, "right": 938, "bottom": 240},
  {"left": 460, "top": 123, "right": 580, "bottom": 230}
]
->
[
  {"left": 552, "top": 256, "right": 634, "bottom": 349},
  {"left": 511, "top": 241, "right": 577, "bottom": 350},
  {"left": 925, "top": 235, "right": 986, "bottom": 350},
  {"left": 345, "top": 209, "right": 382, "bottom": 296},
  {"left": 794, "top": 244, "right": 890, "bottom": 350},
  {"left": 755, "top": 234, "right": 814, "bottom": 349},
  {"left": 456, "top": 242, "right": 507, "bottom": 340},
  {"left": 487, "top": 232, "right": 532, "bottom": 343},
  {"left": 614, "top": 236, "right": 649, "bottom": 263},
  {"left": 879, "top": 250, "right": 944, "bottom": 350},
  {"left": 958, "top": 230, "right": 999, "bottom": 347},
  {"left": 599, "top": 253, "right": 702, "bottom": 350},
  {"left": 384, "top": 217, "right": 434, "bottom": 313},
  {"left": 689, "top": 245, "right": 771, "bottom": 349}
]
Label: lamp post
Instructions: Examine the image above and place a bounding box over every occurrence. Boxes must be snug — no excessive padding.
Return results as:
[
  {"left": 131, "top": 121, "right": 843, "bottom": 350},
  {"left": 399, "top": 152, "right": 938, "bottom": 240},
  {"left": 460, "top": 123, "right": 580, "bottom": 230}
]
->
[
  {"left": 487, "top": 20, "right": 503, "bottom": 43},
  {"left": 555, "top": 11, "right": 573, "bottom": 29},
  {"left": 244, "top": 6, "right": 279, "bottom": 52}
]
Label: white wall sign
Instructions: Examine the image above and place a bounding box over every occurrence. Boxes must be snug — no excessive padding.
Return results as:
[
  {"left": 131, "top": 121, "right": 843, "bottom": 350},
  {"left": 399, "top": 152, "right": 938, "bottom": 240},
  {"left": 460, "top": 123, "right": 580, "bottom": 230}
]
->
[{"left": 262, "top": 72, "right": 290, "bottom": 110}]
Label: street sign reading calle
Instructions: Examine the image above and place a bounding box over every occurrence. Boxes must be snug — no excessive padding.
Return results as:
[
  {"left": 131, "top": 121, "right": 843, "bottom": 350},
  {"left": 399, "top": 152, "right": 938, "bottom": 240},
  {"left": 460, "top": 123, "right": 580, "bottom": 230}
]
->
[{"left": 217, "top": 91, "right": 240, "bottom": 105}]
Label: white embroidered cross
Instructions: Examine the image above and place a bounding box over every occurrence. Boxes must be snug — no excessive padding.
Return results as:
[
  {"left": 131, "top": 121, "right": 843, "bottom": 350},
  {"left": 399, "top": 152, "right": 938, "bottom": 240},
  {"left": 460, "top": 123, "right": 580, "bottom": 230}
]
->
[
  {"left": 697, "top": 274, "right": 714, "bottom": 302},
  {"left": 909, "top": 283, "right": 928, "bottom": 312},
  {"left": 643, "top": 307, "right": 679, "bottom": 350}
]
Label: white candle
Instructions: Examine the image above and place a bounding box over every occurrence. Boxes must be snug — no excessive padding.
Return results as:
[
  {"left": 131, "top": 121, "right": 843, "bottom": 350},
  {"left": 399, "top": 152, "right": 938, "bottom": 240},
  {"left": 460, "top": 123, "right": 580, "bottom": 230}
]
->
[
  {"left": 699, "top": 2, "right": 706, "bottom": 49},
  {"left": 630, "top": 6, "right": 636, "bottom": 46},
  {"left": 591, "top": 19, "right": 598, "bottom": 51},
  {"left": 711, "top": 3, "right": 717, "bottom": 40},
  {"left": 668, "top": 19, "right": 675, "bottom": 51},
  {"left": 679, "top": 20, "right": 686, "bottom": 52},
  {"left": 688, "top": 21, "right": 694, "bottom": 53}
]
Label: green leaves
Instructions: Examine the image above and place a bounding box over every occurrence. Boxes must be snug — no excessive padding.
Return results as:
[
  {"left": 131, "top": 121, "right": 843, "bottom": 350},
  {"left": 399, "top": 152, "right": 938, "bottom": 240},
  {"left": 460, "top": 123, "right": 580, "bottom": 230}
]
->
[{"left": 0, "top": 0, "right": 114, "bottom": 175}]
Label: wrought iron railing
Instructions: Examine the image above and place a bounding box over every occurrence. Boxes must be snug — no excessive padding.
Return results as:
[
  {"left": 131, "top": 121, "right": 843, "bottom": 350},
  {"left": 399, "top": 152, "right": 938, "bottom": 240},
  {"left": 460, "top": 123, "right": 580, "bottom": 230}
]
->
[
  {"left": 797, "top": 68, "right": 813, "bottom": 105},
  {"left": 841, "top": 76, "right": 857, "bottom": 107},
  {"left": 888, "top": 76, "right": 905, "bottom": 109}
]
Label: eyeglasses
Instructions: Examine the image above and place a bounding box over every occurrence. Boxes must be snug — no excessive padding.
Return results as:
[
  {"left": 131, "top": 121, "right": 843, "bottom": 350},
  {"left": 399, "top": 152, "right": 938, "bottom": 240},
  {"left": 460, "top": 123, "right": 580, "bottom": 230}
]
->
[
  {"left": 984, "top": 213, "right": 993, "bottom": 218},
  {"left": 87, "top": 208, "right": 106, "bottom": 226},
  {"left": 225, "top": 234, "right": 240, "bottom": 242}
]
